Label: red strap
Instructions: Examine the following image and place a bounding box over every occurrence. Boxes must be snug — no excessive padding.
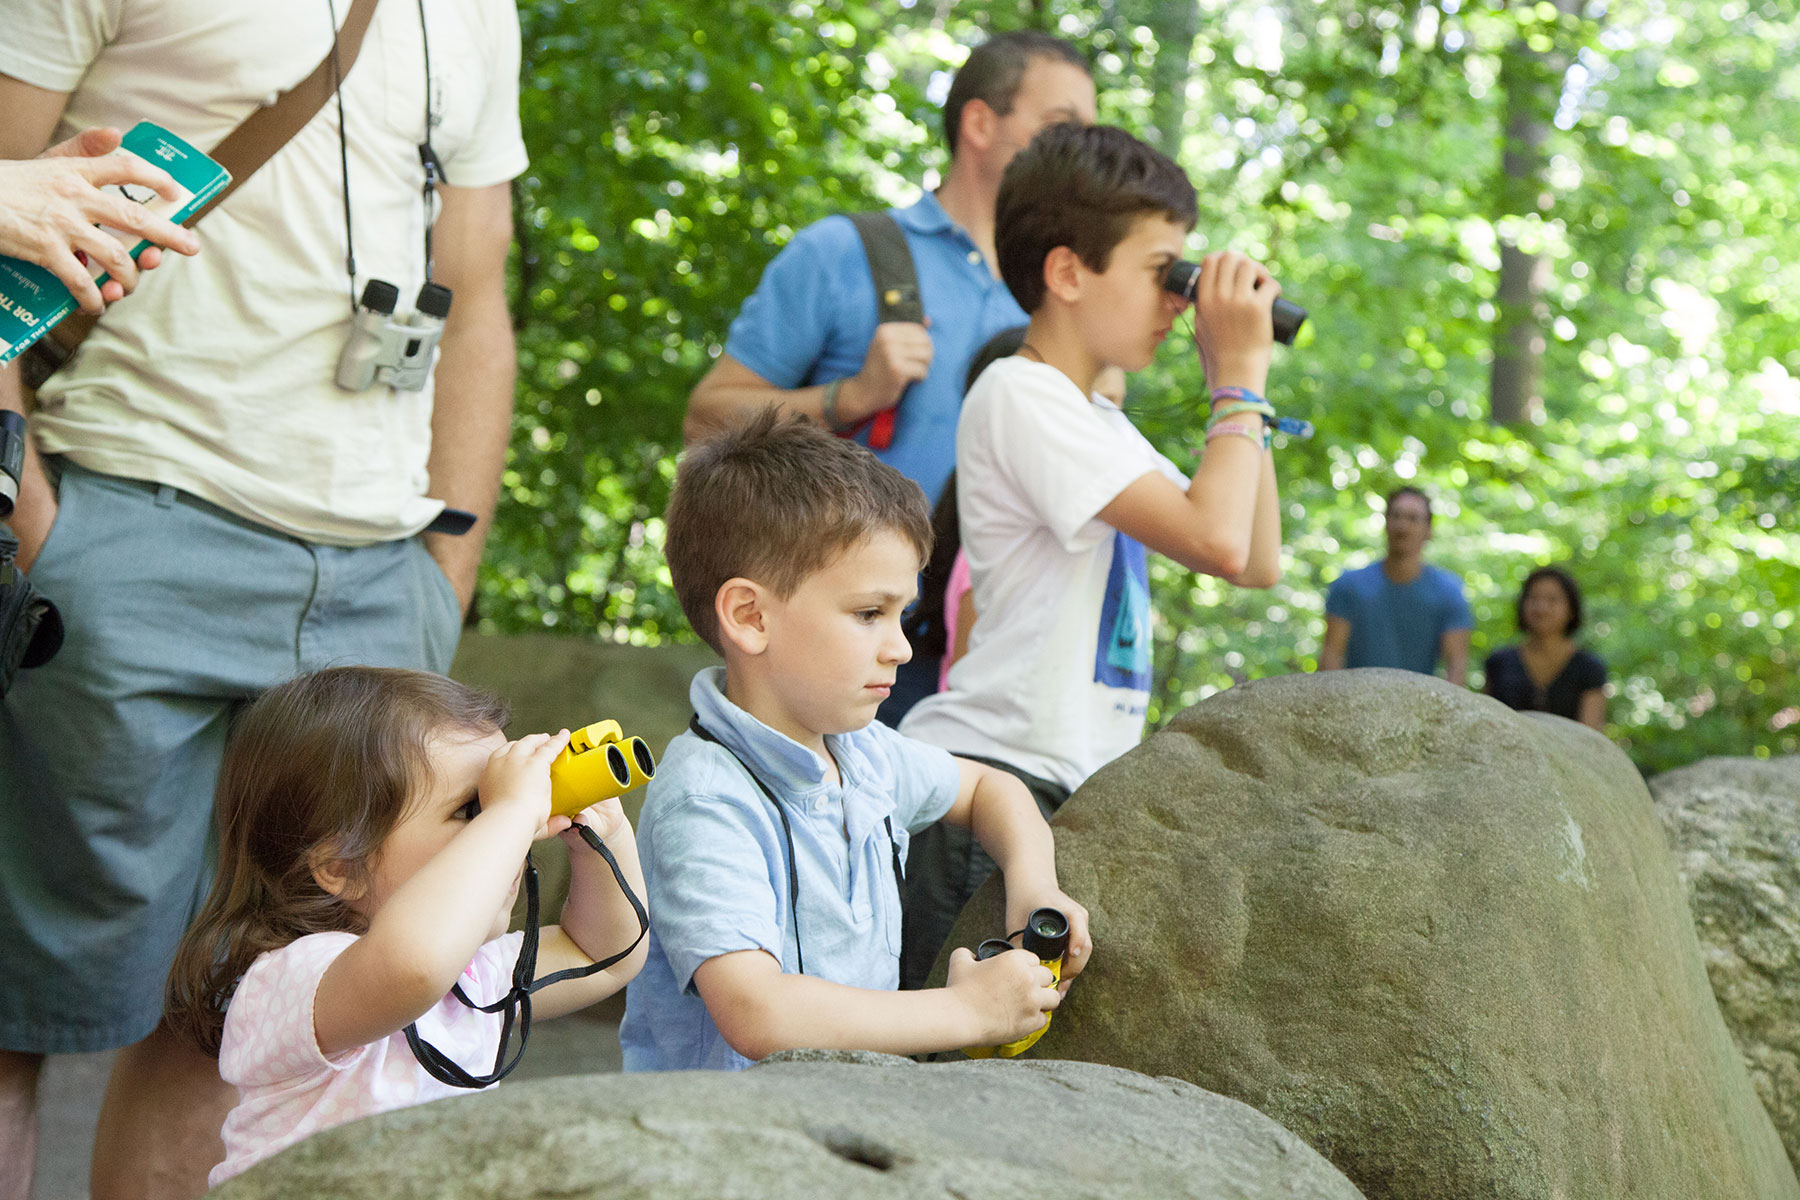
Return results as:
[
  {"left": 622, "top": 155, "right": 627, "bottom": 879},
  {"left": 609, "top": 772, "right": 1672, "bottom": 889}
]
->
[{"left": 867, "top": 408, "right": 897, "bottom": 450}]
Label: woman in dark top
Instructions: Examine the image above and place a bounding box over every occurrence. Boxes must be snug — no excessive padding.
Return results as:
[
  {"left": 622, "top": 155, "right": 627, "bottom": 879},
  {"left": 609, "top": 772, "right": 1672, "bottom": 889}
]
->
[{"left": 1484, "top": 566, "right": 1606, "bottom": 729}]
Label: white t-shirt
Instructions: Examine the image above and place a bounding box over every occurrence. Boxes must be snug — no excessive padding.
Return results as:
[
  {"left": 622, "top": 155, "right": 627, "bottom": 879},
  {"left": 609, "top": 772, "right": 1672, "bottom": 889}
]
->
[
  {"left": 900, "top": 357, "right": 1187, "bottom": 792},
  {"left": 0, "top": 0, "right": 528, "bottom": 544},
  {"left": 210, "top": 930, "right": 522, "bottom": 1185}
]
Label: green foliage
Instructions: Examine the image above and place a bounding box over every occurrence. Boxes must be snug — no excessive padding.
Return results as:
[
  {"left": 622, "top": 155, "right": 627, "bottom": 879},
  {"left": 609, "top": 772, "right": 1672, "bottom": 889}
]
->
[{"left": 485, "top": 0, "right": 1800, "bottom": 772}]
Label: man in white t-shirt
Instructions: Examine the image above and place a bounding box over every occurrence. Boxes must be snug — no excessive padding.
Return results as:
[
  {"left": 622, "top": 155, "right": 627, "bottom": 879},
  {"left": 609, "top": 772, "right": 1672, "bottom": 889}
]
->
[
  {"left": 0, "top": 3, "right": 527, "bottom": 1195},
  {"left": 898, "top": 123, "right": 1287, "bottom": 986}
]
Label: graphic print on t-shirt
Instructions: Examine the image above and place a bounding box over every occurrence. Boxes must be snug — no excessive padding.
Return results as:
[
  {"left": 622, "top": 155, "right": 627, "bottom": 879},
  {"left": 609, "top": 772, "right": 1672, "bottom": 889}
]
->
[{"left": 1094, "top": 531, "right": 1152, "bottom": 690}]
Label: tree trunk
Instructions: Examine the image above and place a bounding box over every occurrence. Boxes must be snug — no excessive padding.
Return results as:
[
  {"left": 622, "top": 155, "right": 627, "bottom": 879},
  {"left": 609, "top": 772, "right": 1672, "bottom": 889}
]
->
[{"left": 1489, "top": 0, "right": 1581, "bottom": 426}]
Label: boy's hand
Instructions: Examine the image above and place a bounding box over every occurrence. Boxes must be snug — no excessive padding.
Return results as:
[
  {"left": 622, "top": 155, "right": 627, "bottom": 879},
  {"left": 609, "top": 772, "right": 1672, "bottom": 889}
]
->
[
  {"left": 561, "top": 794, "right": 630, "bottom": 844},
  {"left": 1190, "top": 250, "right": 1278, "bottom": 393},
  {"left": 844, "top": 319, "right": 934, "bottom": 419},
  {"left": 479, "top": 730, "right": 574, "bottom": 839},
  {"left": 1005, "top": 890, "right": 1093, "bottom": 989},
  {"left": 945, "top": 946, "right": 1061, "bottom": 1046}
]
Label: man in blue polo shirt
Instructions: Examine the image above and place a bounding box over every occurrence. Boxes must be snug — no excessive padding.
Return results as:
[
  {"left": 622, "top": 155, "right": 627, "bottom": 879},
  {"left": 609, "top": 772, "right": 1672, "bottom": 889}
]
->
[
  {"left": 683, "top": 31, "right": 1096, "bottom": 510},
  {"left": 1320, "top": 486, "right": 1473, "bottom": 683}
]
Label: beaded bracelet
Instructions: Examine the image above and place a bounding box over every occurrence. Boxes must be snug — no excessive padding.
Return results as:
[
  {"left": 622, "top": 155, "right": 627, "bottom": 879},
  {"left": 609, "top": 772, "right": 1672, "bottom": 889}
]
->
[
  {"left": 1203, "top": 418, "right": 1265, "bottom": 448},
  {"left": 1206, "top": 399, "right": 1276, "bottom": 429},
  {"left": 1209, "top": 385, "right": 1267, "bottom": 408}
]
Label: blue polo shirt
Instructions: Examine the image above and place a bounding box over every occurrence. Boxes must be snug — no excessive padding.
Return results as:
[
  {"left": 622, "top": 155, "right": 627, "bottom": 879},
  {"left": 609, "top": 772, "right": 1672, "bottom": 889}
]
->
[
  {"left": 723, "top": 190, "right": 1029, "bottom": 505},
  {"left": 619, "top": 668, "right": 961, "bottom": 1072},
  {"left": 1325, "top": 561, "right": 1474, "bottom": 675}
]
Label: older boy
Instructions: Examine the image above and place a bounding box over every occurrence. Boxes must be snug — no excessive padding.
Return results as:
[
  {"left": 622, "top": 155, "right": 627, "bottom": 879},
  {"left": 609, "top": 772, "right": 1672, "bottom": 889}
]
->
[
  {"left": 619, "top": 408, "right": 1090, "bottom": 1071},
  {"left": 897, "top": 123, "right": 1285, "bottom": 983}
]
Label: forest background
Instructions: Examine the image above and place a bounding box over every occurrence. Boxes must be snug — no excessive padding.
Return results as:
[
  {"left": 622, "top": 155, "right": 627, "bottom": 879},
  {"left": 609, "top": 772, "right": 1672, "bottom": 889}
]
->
[{"left": 487, "top": 0, "right": 1798, "bottom": 774}]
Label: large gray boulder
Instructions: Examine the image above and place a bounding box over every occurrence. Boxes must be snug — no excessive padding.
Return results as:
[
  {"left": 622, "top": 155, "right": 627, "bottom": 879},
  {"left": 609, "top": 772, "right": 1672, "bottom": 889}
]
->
[
  {"left": 210, "top": 1053, "right": 1366, "bottom": 1199},
  {"left": 1652, "top": 755, "right": 1800, "bottom": 1170},
  {"left": 944, "top": 669, "right": 1795, "bottom": 1199}
]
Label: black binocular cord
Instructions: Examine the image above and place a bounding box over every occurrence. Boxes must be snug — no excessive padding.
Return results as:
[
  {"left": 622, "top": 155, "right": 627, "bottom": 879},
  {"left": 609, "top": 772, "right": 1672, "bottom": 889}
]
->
[
  {"left": 323, "top": 0, "right": 444, "bottom": 312},
  {"left": 402, "top": 822, "right": 648, "bottom": 1089},
  {"left": 687, "top": 716, "right": 903, "bottom": 978}
]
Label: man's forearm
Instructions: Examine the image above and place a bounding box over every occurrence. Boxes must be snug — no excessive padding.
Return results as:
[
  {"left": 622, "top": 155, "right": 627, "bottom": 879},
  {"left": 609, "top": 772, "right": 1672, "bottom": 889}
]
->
[
  {"left": 422, "top": 291, "right": 513, "bottom": 610},
  {"left": 1442, "top": 630, "right": 1472, "bottom": 687},
  {"left": 685, "top": 366, "right": 834, "bottom": 443}
]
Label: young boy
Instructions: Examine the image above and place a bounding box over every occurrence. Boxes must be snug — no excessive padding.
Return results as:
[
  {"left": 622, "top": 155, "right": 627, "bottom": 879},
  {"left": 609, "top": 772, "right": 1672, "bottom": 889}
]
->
[
  {"left": 619, "top": 408, "right": 1091, "bottom": 1071},
  {"left": 897, "top": 122, "right": 1284, "bottom": 982}
]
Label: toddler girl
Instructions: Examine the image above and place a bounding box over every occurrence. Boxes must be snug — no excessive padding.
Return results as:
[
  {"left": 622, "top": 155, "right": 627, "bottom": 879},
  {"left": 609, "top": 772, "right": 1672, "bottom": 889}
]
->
[{"left": 165, "top": 666, "right": 647, "bottom": 1184}]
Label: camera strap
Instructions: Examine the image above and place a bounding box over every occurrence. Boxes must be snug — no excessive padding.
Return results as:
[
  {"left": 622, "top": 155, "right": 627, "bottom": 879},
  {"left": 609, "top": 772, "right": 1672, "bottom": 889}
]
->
[
  {"left": 402, "top": 821, "right": 649, "bottom": 1089},
  {"left": 20, "top": 0, "right": 385, "bottom": 389}
]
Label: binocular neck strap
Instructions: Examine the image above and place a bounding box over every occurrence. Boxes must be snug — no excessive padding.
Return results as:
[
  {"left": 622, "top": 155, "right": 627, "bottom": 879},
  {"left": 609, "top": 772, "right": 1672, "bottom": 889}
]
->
[
  {"left": 402, "top": 822, "right": 649, "bottom": 1090},
  {"left": 686, "top": 715, "right": 905, "bottom": 981}
]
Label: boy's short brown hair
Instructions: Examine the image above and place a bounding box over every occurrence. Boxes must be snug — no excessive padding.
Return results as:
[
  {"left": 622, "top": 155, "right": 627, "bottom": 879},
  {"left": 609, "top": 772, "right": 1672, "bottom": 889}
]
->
[
  {"left": 996, "top": 123, "right": 1199, "bottom": 314},
  {"left": 665, "top": 407, "right": 934, "bottom": 653}
]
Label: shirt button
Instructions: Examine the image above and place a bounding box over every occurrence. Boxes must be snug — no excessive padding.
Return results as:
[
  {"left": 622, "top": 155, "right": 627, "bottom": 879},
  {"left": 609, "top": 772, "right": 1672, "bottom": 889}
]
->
[{"left": 967, "top": 250, "right": 982, "bottom": 265}]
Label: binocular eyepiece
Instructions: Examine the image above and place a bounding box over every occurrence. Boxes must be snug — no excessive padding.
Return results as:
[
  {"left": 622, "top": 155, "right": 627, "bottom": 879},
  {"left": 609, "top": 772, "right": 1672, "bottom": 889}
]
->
[
  {"left": 1162, "top": 260, "right": 1307, "bottom": 346},
  {"left": 975, "top": 906, "right": 1070, "bottom": 965},
  {"left": 548, "top": 720, "right": 657, "bottom": 818}
]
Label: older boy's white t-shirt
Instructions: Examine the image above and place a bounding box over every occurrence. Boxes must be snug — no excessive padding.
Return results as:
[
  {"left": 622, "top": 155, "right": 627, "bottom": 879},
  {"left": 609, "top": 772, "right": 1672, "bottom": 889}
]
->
[
  {"left": 900, "top": 357, "right": 1187, "bottom": 792},
  {"left": 0, "top": 0, "right": 527, "bottom": 544}
]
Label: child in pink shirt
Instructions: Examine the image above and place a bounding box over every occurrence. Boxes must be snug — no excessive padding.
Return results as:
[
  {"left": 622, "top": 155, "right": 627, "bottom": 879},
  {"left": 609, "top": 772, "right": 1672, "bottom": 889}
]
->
[{"left": 163, "top": 667, "right": 649, "bottom": 1184}]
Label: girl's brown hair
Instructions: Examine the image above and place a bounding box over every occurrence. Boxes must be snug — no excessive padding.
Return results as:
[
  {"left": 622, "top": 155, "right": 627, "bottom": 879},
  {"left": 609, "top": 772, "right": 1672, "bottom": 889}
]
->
[{"left": 165, "top": 667, "right": 509, "bottom": 1055}]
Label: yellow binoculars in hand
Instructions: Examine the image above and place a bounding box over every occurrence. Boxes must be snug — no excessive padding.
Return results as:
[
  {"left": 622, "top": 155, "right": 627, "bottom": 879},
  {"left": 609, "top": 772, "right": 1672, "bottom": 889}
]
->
[
  {"left": 964, "top": 907, "right": 1070, "bottom": 1059},
  {"left": 548, "top": 720, "right": 657, "bottom": 818}
]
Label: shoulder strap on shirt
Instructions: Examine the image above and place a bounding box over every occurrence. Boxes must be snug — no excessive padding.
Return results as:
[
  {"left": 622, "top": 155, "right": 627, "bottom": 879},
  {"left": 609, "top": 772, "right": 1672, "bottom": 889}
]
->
[{"left": 22, "top": 0, "right": 384, "bottom": 389}]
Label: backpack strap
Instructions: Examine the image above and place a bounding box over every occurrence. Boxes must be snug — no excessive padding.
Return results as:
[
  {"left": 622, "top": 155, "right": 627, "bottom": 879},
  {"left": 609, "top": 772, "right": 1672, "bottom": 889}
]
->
[
  {"left": 21, "top": 0, "right": 385, "bottom": 389},
  {"left": 842, "top": 211, "right": 924, "bottom": 450}
]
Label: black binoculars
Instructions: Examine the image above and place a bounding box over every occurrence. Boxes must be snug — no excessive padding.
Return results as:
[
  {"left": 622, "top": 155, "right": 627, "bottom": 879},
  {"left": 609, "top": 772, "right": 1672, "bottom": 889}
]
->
[{"left": 1163, "top": 259, "right": 1308, "bottom": 345}]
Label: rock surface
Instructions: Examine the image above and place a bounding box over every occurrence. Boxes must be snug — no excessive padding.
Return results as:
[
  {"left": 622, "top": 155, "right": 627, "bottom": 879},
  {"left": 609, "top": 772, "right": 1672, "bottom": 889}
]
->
[
  {"left": 942, "top": 668, "right": 1796, "bottom": 1199},
  {"left": 210, "top": 1053, "right": 1366, "bottom": 1199},
  {"left": 1652, "top": 755, "right": 1800, "bottom": 1171}
]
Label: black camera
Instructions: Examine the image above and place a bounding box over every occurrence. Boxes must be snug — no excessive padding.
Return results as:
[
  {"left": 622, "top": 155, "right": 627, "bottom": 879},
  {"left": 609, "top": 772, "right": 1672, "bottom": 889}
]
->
[
  {"left": 1163, "top": 260, "right": 1307, "bottom": 345},
  {"left": 1, "top": 412, "right": 64, "bottom": 696}
]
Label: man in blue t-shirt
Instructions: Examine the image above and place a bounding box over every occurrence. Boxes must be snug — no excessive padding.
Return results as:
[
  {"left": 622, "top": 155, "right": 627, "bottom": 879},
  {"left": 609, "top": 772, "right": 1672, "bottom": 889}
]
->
[
  {"left": 682, "top": 31, "right": 1096, "bottom": 509},
  {"left": 1320, "top": 486, "right": 1473, "bottom": 683}
]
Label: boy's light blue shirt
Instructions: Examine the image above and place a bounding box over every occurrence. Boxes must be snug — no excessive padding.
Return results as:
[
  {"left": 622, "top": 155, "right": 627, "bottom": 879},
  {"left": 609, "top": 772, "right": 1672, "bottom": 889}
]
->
[
  {"left": 1325, "top": 561, "right": 1474, "bottom": 675},
  {"left": 620, "top": 667, "right": 962, "bottom": 1072},
  {"left": 722, "top": 190, "right": 1029, "bottom": 507}
]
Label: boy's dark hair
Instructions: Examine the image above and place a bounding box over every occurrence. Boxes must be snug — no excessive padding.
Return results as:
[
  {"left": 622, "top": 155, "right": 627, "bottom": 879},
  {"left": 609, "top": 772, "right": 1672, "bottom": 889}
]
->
[
  {"left": 995, "top": 123, "right": 1198, "bottom": 314},
  {"left": 1386, "top": 485, "right": 1433, "bottom": 525},
  {"left": 944, "top": 31, "right": 1090, "bottom": 158},
  {"left": 1516, "top": 565, "right": 1585, "bottom": 635},
  {"left": 666, "top": 407, "right": 934, "bottom": 654}
]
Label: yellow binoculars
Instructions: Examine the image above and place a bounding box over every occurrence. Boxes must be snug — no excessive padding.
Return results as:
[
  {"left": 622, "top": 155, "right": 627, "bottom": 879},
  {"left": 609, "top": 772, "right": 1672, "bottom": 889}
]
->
[
  {"left": 964, "top": 907, "right": 1070, "bottom": 1059},
  {"left": 548, "top": 720, "right": 656, "bottom": 818}
]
